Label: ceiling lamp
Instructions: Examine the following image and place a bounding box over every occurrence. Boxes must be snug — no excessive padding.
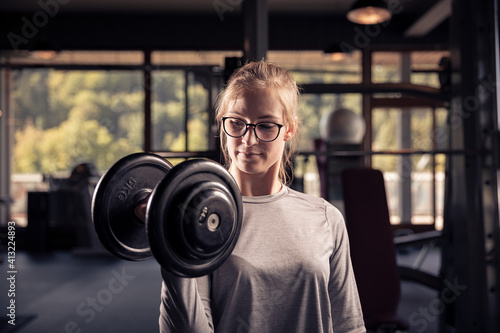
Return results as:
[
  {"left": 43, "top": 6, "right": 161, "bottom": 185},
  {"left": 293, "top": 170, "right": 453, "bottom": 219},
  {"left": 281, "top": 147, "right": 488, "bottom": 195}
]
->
[
  {"left": 324, "top": 43, "right": 353, "bottom": 62},
  {"left": 347, "top": 0, "right": 392, "bottom": 25}
]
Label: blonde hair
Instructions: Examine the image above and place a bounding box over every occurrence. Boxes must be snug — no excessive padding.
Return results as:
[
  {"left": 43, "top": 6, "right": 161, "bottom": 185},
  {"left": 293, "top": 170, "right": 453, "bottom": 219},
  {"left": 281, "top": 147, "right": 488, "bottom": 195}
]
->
[{"left": 214, "top": 60, "right": 300, "bottom": 185}]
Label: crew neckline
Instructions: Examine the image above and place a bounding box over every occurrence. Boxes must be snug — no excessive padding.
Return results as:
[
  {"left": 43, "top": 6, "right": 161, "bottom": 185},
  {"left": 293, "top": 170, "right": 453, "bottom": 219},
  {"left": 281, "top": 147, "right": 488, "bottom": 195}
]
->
[{"left": 242, "top": 184, "right": 288, "bottom": 203}]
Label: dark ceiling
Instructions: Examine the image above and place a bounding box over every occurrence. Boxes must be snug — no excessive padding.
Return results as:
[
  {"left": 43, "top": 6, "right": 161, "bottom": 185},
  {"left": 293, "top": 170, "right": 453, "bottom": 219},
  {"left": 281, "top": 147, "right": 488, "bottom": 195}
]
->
[{"left": 0, "top": 0, "right": 450, "bottom": 53}]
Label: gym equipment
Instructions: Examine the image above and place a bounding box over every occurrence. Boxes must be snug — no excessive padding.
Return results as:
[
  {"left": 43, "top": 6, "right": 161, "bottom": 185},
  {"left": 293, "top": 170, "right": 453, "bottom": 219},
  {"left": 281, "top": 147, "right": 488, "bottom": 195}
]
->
[
  {"left": 92, "top": 153, "right": 242, "bottom": 277},
  {"left": 92, "top": 153, "right": 173, "bottom": 261},
  {"left": 148, "top": 159, "right": 242, "bottom": 277},
  {"left": 319, "top": 107, "right": 365, "bottom": 145}
]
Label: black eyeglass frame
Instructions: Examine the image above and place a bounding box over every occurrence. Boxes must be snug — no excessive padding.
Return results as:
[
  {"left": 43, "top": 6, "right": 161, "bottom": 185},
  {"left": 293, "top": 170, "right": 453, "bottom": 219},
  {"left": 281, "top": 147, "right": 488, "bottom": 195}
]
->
[{"left": 222, "top": 117, "right": 285, "bottom": 142}]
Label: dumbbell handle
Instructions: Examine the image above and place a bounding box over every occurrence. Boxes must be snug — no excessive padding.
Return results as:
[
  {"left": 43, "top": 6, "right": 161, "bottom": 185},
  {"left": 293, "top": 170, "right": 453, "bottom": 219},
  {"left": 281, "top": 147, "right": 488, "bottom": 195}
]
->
[
  {"left": 134, "top": 201, "right": 148, "bottom": 223},
  {"left": 131, "top": 189, "right": 151, "bottom": 223}
]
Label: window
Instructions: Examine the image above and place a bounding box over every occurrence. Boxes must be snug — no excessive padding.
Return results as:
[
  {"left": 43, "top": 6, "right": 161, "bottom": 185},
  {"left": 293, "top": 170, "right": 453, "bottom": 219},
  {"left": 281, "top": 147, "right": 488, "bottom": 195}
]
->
[
  {"left": 9, "top": 68, "right": 144, "bottom": 226},
  {"left": 269, "top": 50, "right": 362, "bottom": 84},
  {"left": 152, "top": 70, "right": 211, "bottom": 152},
  {"left": 372, "top": 107, "right": 447, "bottom": 229},
  {"left": 3, "top": 50, "right": 450, "bottom": 231}
]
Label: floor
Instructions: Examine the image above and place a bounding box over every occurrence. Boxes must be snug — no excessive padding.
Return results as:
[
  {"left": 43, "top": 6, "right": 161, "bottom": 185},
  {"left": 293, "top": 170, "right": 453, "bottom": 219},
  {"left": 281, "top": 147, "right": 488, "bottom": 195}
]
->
[
  {"left": 0, "top": 251, "right": 162, "bottom": 333},
  {"left": 396, "top": 246, "right": 441, "bottom": 333},
  {"left": 0, "top": 246, "right": 441, "bottom": 333}
]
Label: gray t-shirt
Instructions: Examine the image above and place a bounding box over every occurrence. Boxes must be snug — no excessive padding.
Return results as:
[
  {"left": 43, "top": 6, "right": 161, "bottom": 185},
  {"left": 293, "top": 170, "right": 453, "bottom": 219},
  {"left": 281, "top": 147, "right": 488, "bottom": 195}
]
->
[{"left": 159, "top": 186, "right": 366, "bottom": 333}]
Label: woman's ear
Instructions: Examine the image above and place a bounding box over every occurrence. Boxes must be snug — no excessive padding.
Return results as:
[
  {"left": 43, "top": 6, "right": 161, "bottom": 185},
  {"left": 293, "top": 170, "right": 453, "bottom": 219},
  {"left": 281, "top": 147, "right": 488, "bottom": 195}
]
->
[{"left": 284, "top": 116, "right": 298, "bottom": 141}]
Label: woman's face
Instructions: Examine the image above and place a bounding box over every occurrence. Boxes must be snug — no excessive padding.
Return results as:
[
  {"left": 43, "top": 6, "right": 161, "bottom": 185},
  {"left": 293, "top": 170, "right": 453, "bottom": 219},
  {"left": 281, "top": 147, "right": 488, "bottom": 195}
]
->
[{"left": 225, "top": 89, "right": 290, "bottom": 179}]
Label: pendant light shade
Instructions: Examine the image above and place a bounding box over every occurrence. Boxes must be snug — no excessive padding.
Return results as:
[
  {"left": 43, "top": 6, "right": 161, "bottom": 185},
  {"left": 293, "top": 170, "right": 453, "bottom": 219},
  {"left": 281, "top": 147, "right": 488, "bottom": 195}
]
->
[
  {"left": 347, "top": 0, "right": 392, "bottom": 25},
  {"left": 324, "top": 42, "right": 353, "bottom": 62}
]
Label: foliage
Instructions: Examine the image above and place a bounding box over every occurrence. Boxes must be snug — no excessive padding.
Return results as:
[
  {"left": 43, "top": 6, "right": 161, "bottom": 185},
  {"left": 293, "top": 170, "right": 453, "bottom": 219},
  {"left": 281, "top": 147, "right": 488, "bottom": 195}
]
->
[
  {"left": 12, "top": 70, "right": 211, "bottom": 174},
  {"left": 14, "top": 104, "right": 139, "bottom": 173}
]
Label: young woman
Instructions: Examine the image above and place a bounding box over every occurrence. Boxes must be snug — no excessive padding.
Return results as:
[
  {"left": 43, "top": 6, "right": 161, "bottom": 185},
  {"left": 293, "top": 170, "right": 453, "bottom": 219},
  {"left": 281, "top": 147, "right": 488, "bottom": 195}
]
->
[{"left": 159, "top": 61, "right": 366, "bottom": 333}]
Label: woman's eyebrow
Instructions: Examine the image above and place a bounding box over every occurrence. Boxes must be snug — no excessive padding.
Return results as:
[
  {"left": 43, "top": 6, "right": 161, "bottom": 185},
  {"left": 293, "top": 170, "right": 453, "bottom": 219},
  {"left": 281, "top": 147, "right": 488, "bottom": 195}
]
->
[
  {"left": 256, "top": 115, "right": 282, "bottom": 122},
  {"left": 226, "top": 111, "right": 244, "bottom": 117},
  {"left": 226, "top": 112, "right": 281, "bottom": 122}
]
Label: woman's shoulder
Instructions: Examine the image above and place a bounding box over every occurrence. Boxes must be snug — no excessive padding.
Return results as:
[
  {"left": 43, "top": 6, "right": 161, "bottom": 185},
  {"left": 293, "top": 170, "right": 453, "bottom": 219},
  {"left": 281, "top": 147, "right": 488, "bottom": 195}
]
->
[
  {"left": 286, "top": 186, "right": 325, "bottom": 205},
  {"left": 285, "top": 187, "right": 345, "bottom": 227},
  {"left": 286, "top": 187, "right": 340, "bottom": 213}
]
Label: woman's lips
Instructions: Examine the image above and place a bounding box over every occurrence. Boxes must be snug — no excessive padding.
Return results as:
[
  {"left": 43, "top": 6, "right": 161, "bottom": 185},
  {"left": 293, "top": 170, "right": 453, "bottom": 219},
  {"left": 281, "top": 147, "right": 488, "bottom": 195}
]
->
[{"left": 240, "top": 151, "right": 261, "bottom": 158}]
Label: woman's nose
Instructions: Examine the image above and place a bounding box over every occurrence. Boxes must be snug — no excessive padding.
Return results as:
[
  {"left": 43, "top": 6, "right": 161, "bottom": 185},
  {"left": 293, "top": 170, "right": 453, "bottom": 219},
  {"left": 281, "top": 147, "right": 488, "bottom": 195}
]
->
[{"left": 242, "top": 125, "right": 259, "bottom": 145}]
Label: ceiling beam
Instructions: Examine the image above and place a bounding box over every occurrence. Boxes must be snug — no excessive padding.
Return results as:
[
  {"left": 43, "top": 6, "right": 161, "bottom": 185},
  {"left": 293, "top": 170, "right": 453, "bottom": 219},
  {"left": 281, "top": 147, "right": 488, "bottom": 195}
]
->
[
  {"left": 0, "top": 13, "right": 448, "bottom": 52},
  {"left": 404, "top": 0, "right": 451, "bottom": 37},
  {"left": 243, "top": 0, "right": 268, "bottom": 61}
]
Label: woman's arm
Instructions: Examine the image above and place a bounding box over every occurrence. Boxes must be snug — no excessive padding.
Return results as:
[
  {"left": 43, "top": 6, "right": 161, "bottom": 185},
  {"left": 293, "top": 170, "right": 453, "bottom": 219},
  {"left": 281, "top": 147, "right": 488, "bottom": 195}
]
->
[
  {"left": 327, "top": 205, "right": 366, "bottom": 333},
  {"left": 159, "top": 268, "right": 214, "bottom": 333},
  {"left": 134, "top": 200, "right": 213, "bottom": 332}
]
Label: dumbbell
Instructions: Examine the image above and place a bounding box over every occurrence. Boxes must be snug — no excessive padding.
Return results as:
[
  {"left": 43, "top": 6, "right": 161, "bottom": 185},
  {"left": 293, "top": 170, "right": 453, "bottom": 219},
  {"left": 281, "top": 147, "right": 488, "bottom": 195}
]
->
[{"left": 91, "top": 153, "right": 242, "bottom": 277}]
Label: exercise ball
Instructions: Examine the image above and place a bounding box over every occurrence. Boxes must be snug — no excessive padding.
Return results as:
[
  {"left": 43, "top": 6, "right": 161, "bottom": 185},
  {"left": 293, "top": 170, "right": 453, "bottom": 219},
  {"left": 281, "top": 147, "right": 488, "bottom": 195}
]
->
[{"left": 319, "top": 108, "right": 366, "bottom": 144}]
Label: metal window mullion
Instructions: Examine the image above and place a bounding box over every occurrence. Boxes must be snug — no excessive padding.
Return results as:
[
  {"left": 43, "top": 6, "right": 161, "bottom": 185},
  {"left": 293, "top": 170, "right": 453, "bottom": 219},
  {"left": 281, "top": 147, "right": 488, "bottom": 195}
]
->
[
  {"left": 184, "top": 71, "right": 189, "bottom": 152},
  {"left": 0, "top": 64, "right": 11, "bottom": 226},
  {"left": 432, "top": 106, "right": 437, "bottom": 228},
  {"left": 362, "top": 49, "right": 372, "bottom": 167},
  {"left": 144, "top": 50, "right": 152, "bottom": 152},
  {"left": 399, "top": 52, "right": 412, "bottom": 224}
]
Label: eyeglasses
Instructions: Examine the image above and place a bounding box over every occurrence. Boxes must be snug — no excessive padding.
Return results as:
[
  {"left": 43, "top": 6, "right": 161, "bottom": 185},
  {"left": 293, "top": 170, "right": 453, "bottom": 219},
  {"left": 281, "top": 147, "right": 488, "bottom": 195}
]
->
[{"left": 222, "top": 117, "right": 284, "bottom": 142}]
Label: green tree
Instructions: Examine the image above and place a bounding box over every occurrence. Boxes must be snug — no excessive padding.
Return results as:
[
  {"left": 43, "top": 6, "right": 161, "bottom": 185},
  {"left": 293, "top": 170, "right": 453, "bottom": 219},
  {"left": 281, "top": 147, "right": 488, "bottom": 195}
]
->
[
  {"left": 13, "top": 120, "right": 44, "bottom": 173},
  {"left": 12, "top": 70, "right": 51, "bottom": 128},
  {"left": 13, "top": 106, "right": 140, "bottom": 173}
]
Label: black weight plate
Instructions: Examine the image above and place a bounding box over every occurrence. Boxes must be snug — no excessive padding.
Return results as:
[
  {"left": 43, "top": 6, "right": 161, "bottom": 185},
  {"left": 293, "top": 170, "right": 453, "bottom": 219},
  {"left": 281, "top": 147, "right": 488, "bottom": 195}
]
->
[
  {"left": 92, "top": 153, "right": 173, "bottom": 261},
  {"left": 147, "top": 159, "right": 242, "bottom": 277}
]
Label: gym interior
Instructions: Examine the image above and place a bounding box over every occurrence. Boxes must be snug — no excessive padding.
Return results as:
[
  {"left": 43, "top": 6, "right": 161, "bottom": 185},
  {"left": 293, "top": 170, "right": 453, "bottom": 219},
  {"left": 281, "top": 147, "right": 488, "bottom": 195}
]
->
[{"left": 0, "top": 0, "right": 499, "bottom": 332}]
